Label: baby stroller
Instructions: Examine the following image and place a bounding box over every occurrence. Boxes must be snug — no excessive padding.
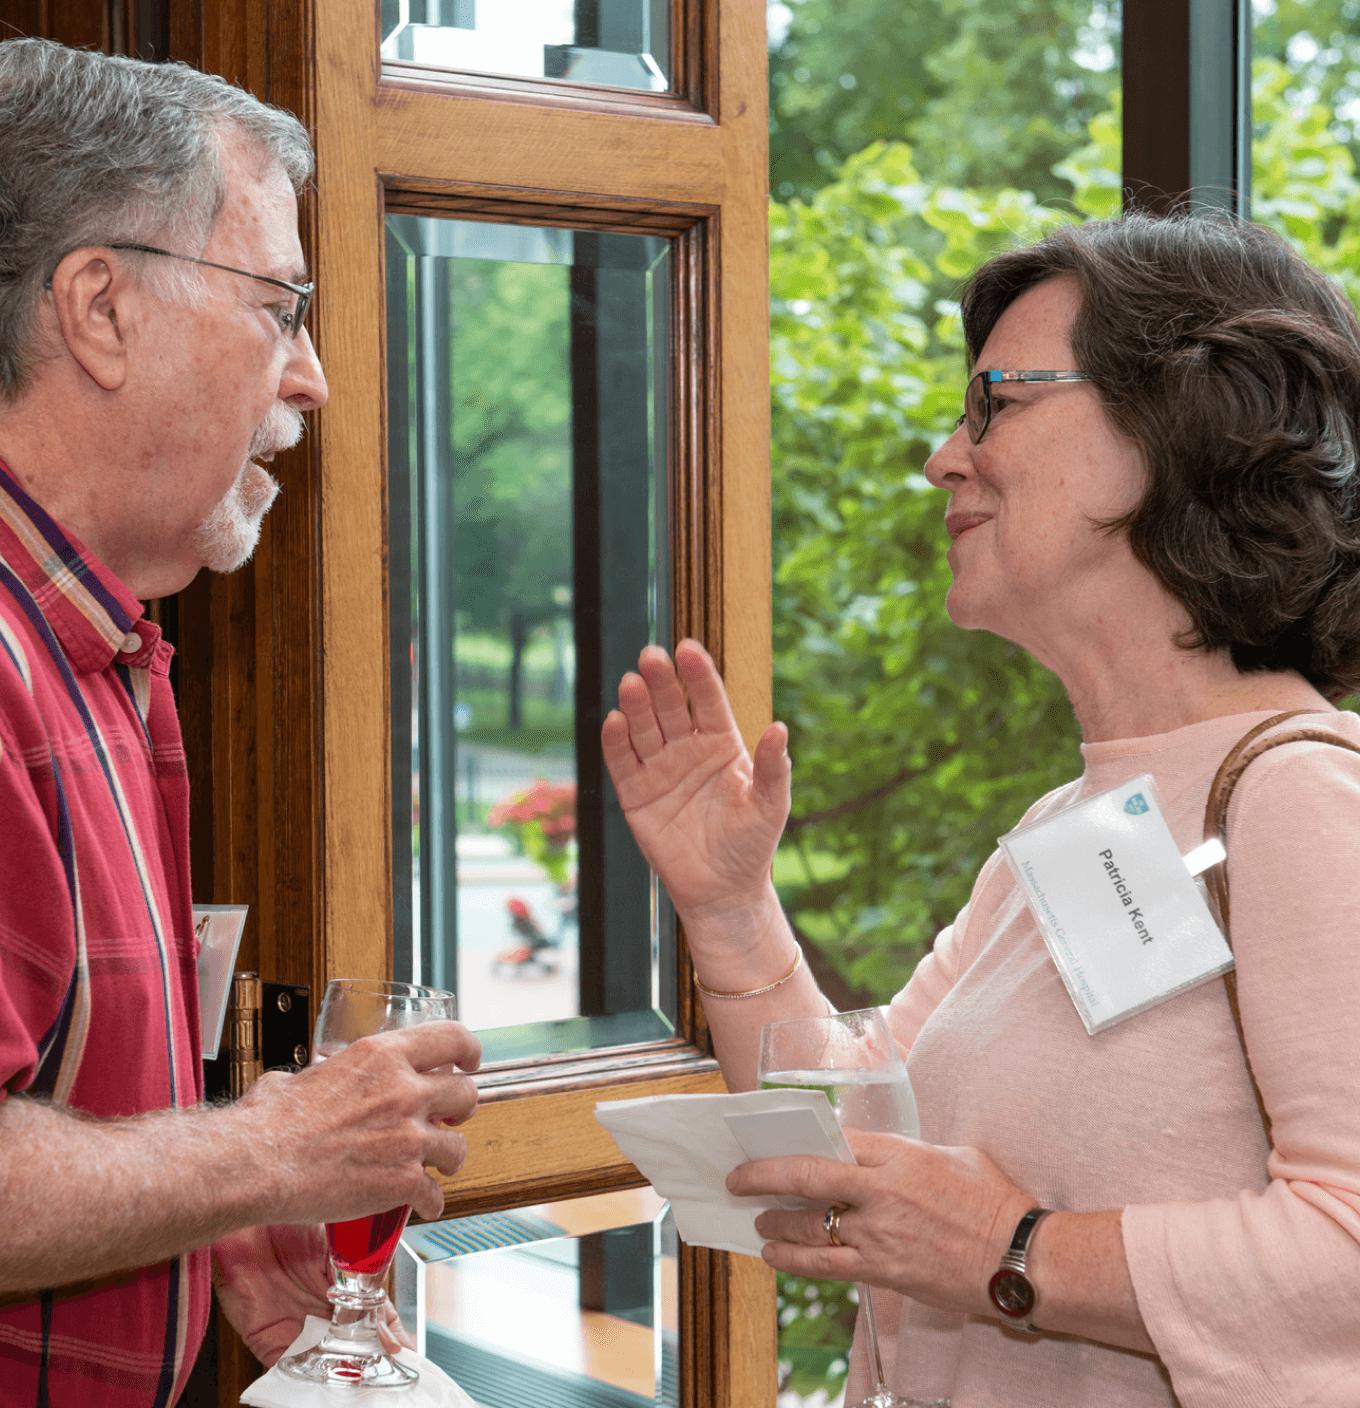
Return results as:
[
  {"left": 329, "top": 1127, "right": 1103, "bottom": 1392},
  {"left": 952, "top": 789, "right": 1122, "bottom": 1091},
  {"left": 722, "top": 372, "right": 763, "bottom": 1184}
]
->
[{"left": 491, "top": 897, "right": 559, "bottom": 979}]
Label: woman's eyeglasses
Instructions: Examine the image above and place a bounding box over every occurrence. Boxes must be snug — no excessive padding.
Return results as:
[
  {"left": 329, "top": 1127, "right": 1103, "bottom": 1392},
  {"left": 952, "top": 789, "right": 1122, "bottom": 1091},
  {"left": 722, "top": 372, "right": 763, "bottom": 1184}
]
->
[{"left": 957, "top": 370, "right": 1093, "bottom": 444}]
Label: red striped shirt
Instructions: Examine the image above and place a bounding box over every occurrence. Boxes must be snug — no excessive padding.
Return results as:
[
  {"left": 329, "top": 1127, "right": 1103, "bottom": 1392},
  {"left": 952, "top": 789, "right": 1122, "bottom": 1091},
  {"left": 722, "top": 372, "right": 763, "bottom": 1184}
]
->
[{"left": 0, "top": 461, "right": 208, "bottom": 1406}]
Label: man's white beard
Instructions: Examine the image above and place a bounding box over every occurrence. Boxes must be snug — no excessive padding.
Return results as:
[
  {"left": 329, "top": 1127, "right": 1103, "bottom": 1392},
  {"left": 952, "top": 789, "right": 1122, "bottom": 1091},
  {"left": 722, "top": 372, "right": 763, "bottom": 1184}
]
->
[{"left": 193, "top": 403, "right": 303, "bottom": 573}]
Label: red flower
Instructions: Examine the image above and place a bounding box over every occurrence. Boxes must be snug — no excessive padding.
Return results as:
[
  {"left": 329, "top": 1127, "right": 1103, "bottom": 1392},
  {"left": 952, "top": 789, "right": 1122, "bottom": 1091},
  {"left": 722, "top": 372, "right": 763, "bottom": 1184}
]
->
[{"left": 488, "top": 781, "right": 576, "bottom": 840}]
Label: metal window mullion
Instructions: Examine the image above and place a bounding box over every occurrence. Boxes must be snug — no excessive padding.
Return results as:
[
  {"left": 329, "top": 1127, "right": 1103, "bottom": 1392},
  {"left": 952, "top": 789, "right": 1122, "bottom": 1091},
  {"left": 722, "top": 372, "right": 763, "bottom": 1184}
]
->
[
  {"left": 386, "top": 231, "right": 417, "bottom": 985},
  {"left": 417, "top": 256, "right": 458, "bottom": 993},
  {"left": 1188, "top": 0, "right": 1252, "bottom": 215},
  {"left": 1234, "top": 0, "right": 1252, "bottom": 216}
]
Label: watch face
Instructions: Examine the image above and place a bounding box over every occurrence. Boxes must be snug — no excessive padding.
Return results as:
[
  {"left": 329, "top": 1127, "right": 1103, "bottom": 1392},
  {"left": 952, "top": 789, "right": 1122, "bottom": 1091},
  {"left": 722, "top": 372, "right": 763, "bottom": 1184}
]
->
[{"left": 988, "top": 1269, "right": 1035, "bottom": 1319}]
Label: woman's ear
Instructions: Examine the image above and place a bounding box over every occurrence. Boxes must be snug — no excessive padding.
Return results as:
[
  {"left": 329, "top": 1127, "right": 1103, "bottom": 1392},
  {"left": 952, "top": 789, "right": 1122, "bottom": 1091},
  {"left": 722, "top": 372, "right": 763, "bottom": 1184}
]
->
[{"left": 47, "top": 248, "right": 129, "bottom": 391}]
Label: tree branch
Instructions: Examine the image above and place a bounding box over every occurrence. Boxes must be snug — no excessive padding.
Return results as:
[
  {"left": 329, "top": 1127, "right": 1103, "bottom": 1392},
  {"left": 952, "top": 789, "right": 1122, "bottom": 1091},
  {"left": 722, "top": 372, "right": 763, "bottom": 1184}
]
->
[
  {"left": 784, "top": 717, "right": 1008, "bottom": 835},
  {"left": 784, "top": 763, "right": 927, "bottom": 832}
]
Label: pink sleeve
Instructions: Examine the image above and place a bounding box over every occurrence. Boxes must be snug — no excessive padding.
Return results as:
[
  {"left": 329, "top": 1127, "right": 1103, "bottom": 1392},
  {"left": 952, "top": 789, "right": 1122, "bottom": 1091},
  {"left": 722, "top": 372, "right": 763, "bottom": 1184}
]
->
[{"left": 1122, "top": 739, "right": 1360, "bottom": 1405}]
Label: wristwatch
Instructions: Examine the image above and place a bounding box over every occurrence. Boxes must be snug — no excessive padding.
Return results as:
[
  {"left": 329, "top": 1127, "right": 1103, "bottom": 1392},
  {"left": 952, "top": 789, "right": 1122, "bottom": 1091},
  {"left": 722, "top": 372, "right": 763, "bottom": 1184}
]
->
[{"left": 988, "top": 1206, "right": 1052, "bottom": 1334}]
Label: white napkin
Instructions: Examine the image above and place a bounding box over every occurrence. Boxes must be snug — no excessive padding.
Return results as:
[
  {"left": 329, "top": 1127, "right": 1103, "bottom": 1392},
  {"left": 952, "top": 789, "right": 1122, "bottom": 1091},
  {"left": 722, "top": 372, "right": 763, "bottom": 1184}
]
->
[
  {"left": 240, "top": 1317, "right": 480, "bottom": 1407},
  {"left": 593, "top": 1088, "right": 855, "bottom": 1258}
]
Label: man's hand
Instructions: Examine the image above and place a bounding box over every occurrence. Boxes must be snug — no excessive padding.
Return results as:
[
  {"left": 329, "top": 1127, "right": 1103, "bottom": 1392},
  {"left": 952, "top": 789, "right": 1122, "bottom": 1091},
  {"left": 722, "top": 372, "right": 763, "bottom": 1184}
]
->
[
  {"left": 213, "top": 1225, "right": 414, "bottom": 1367},
  {"left": 213, "top": 1224, "right": 329, "bottom": 1366},
  {"left": 0, "top": 1021, "right": 481, "bottom": 1297},
  {"left": 231, "top": 1019, "right": 482, "bottom": 1224}
]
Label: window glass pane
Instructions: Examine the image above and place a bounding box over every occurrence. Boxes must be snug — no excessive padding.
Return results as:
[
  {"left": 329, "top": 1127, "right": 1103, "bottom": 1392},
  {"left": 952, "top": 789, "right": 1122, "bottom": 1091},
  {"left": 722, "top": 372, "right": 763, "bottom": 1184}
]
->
[
  {"left": 1251, "top": 0, "right": 1360, "bottom": 276},
  {"left": 380, "top": 0, "right": 671, "bottom": 93},
  {"left": 393, "top": 1189, "right": 678, "bottom": 1407},
  {"left": 386, "top": 214, "right": 674, "bottom": 1061}
]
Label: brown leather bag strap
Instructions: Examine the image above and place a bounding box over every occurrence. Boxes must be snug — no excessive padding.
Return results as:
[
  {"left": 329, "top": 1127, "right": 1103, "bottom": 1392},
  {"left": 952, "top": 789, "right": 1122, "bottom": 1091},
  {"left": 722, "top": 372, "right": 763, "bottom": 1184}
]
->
[
  {"left": 1201, "top": 712, "right": 1360, "bottom": 1144},
  {"left": 1201, "top": 711, "right": 1309, "bottom": 929}
]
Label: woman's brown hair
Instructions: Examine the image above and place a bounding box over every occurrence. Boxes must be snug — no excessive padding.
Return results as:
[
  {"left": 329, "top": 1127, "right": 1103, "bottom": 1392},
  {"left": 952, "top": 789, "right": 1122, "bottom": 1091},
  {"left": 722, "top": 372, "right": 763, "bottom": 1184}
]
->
[{"left": 961, "top": 211, "right": 1360, "bottom": 701}]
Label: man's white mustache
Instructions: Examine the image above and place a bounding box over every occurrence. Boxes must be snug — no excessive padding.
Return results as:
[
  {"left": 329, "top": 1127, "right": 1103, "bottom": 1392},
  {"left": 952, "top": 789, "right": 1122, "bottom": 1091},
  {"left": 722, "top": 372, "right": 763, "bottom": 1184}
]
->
[{"left": 247, "top": 403, "right": 306, "bottom": 462}]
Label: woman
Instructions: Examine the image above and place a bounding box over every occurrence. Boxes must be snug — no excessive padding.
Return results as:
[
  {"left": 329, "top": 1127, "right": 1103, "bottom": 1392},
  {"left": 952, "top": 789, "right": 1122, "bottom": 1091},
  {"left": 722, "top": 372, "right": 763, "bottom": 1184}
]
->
[{"left": 601, "top": 212, "right": 1360, "bottom": 1407}]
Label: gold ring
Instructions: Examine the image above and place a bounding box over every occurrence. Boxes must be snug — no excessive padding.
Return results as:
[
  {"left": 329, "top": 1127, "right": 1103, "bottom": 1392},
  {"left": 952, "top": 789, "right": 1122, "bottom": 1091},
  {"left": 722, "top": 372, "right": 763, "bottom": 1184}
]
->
[{"left": 823, "top": 1205, "right": 845, "bottom": 1247}]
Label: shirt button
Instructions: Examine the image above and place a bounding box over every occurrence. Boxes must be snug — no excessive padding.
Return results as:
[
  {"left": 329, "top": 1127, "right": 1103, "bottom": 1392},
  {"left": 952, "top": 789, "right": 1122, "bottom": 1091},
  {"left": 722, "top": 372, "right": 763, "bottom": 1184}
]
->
[{"left": 119, "top": 632, "right": 141, "bottom": 654}]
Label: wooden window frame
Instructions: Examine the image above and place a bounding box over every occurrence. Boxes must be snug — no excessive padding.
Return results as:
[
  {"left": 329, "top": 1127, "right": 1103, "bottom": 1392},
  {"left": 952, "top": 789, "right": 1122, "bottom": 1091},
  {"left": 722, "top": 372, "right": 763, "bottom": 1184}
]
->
[{"left": 318, "top": 5, "right": 777, "bottom": 1402}]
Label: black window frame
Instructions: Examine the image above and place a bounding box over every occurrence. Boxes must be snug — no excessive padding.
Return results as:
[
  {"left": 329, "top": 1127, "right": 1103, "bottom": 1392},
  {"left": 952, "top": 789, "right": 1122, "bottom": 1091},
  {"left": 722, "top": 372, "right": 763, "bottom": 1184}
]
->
[{"left": 1123, "top": 0, "right": 1253, "bottom": 216}]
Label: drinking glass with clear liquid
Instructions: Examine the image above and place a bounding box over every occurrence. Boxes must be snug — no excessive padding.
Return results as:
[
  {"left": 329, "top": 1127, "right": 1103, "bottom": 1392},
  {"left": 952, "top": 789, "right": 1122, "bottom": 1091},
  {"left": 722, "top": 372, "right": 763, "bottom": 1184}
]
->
[
  {"left": 278, "top": 978, "right": 457, "bottom": 1390},
  {"left": 758, "top": 1008, "right": 951, "bottom": 1408}
]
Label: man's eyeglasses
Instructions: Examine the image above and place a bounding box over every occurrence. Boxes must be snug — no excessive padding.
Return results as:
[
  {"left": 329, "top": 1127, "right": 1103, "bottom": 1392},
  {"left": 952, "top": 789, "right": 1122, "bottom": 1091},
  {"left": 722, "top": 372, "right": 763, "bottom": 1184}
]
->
[
  {"left": 956, "top": 369, "right": 1093, "bottom": 444},
  {"left": 105, "top": 242, "right": 313, "bottom": 338}
]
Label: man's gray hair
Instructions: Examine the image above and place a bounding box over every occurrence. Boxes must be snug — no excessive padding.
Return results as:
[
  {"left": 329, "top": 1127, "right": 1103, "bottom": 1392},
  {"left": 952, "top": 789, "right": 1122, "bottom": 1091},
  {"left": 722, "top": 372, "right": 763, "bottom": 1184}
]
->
[{"left": 0, "top": 38, "right": 315, "bottom": 401}]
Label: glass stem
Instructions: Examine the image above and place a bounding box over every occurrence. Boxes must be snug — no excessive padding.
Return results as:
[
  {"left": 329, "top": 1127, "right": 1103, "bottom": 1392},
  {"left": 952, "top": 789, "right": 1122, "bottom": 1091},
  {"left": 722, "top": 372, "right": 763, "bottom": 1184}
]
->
[
  {"left": 859, "top": 1282, "right": 890, "bottom": 1388},
  {"left": 327, "top": 1303, "right": 382, "bottom": 1337},
  {"left": 317, "top": 1276, "right": 387, "bottom": 1352}
]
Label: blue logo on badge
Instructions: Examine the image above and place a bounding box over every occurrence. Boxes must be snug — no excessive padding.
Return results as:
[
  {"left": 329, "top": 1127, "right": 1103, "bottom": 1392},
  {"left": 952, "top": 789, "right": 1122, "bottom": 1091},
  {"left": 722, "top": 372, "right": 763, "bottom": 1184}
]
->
[{"left": 1124, "top": 793, "right": 1149, "bottom": 815}]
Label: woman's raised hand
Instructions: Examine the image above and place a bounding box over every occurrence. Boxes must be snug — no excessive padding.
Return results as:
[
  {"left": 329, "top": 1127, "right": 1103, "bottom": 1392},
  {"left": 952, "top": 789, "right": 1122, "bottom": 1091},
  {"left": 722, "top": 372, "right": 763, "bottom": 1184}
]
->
[{"left": 601, "top": 639, "right": 791, "bottom": 920}]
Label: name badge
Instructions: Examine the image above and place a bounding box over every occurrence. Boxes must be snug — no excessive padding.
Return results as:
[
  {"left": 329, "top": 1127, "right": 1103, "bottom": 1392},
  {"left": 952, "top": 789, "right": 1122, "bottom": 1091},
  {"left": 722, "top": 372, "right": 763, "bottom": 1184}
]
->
[{"left": 999, "top": 776, "right": 1233, "bottom": 1034}]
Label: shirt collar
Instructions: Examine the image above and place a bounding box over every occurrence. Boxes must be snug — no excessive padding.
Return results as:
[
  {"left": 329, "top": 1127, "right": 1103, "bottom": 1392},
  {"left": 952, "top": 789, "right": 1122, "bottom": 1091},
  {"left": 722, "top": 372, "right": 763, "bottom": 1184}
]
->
[{"left": 0, "top": 460, "right": 161, "bottom": 674}]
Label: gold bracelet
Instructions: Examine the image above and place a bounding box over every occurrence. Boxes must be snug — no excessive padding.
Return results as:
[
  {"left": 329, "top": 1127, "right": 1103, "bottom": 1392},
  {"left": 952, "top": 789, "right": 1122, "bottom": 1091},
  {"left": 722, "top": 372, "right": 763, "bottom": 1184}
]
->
[{"left": 693, "top": 948, "right": 802, "bottom": 999}]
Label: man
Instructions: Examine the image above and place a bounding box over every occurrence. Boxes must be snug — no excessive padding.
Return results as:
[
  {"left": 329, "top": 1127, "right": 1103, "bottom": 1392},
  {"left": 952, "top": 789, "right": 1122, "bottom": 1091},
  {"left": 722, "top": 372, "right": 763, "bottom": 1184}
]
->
[{"left": 0, "top": 38, "right": 481, "bottom": 1405}]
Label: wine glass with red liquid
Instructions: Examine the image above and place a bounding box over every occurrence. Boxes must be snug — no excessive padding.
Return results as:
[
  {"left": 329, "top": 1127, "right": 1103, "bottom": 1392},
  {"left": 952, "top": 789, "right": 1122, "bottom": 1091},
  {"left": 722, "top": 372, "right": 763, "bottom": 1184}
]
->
[{"left": 279, "top": 979, "right": 456, "bottom": 1390}]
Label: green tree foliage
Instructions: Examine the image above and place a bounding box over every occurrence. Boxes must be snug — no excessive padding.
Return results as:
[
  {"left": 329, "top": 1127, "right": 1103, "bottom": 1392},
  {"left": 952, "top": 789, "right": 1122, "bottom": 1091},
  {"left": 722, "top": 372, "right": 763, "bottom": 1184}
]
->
[
  {"left": 770, "top": 140, "right": 1084, "bottom": 1001},
  {"left": 768, "top": 0, "right": 1120, "bottom": 202},
  {"left": 449, "top": 261, "right": 573, "bottom": 727},
  {"left": 1253, "top": 0, "right": 1360, "bottom": 174},
  {"left": 777, "top": 1276, "right": 860, "bottom": 1397},
  {"left": 1251, "top": 58, "right": 1360, "bottom": 296}
]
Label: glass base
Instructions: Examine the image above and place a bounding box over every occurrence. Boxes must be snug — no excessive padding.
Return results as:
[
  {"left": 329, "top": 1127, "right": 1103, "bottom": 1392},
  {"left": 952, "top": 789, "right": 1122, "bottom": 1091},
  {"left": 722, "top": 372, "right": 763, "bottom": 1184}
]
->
[
  {"left": 278, "top": 1339, "right": 418, "bottom": 1389},
  {"left": 277, "top": 1296, "right": 417, "bottom": 1390}
]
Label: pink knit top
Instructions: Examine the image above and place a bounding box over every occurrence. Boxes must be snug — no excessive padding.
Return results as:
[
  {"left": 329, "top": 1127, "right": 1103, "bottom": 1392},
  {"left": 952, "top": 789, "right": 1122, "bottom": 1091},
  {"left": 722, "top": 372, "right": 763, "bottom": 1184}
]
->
[{"left": 854, "top": 710, "right": 1360, "bottom": 1407}]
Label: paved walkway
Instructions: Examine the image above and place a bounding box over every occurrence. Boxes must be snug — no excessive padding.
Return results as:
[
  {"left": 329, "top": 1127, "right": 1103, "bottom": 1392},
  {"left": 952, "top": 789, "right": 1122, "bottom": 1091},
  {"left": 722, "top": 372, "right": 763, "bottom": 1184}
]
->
[{"left": 454, "top": 832, "right": 580, "bottom": 1031}]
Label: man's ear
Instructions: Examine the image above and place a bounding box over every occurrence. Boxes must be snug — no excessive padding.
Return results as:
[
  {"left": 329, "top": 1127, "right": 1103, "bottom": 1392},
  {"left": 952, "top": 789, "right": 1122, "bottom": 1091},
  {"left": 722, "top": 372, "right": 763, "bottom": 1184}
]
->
[{"left": 47, "top": 248, "right": 131, "bottom": 391}]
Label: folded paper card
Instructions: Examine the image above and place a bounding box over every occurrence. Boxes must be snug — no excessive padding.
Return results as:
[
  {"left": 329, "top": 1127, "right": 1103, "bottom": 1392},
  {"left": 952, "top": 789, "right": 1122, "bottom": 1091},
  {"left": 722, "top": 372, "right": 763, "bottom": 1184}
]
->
[
  {"left": 239, "top": 1317, "right": 480, "bottom": 1407},
  {"left": 194, "top": 903, "right": 248, "bottom": 1060},
  {"left": 594, "top": 1088, "right": 855, "bottom": 1257}
]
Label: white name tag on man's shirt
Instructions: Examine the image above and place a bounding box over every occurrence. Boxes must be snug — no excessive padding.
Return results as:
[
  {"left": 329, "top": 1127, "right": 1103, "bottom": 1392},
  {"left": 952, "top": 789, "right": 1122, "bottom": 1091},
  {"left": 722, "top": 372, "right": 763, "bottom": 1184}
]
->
[{"left": 998, "top": 775, "right": 1234, "bottom": 1034}]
